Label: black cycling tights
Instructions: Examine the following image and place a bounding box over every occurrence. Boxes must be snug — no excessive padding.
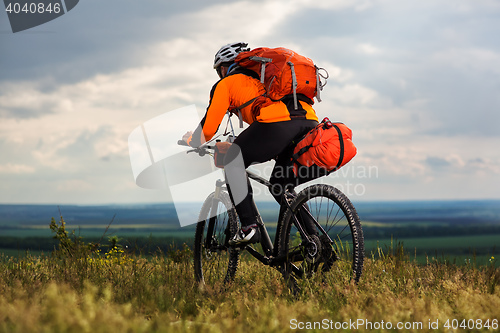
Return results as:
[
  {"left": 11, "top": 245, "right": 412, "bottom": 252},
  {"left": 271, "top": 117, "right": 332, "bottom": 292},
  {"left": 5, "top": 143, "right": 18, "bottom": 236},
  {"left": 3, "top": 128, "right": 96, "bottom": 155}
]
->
[{"left": 223, "top": 119, "right": 318, "bottom": 227}]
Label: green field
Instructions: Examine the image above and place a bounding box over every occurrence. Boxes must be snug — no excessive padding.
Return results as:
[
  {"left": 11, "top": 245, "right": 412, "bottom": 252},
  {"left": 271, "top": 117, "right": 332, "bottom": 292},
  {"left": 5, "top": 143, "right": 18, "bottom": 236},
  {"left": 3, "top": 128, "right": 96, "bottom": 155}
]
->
[
  {"left": 2, "top": 221, "right": 499, "bottom": 267},
  {"left": 1, "top": 201, "right": 499, "bottom": 268},
  {"left": 0, "top": 240, "right": 499, "bottom": 332},
  {"left": 369, "top": 235, "right": 499, "bottom": 252},
  {"left": 0, "top": 205, "right": 499, "bottom": 332},
  {"left": 366, "top": 235, "right": 498, "bottom": 267}
]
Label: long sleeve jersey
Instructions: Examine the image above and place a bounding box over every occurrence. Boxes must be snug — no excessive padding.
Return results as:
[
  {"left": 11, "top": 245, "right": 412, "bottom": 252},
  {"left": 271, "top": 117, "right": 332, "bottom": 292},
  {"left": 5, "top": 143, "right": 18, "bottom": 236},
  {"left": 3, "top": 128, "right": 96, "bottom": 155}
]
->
[{"left": 188, "top": 70, "right": 318, "bottom": 147}]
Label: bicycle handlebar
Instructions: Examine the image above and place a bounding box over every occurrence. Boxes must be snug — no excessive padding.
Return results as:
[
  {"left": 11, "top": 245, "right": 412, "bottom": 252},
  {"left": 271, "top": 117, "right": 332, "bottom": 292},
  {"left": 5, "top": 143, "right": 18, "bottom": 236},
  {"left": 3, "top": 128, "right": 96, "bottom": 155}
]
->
[
  {"left": 177, "top": 140, "right": 215, "bottom": 157},
  {"left": 177, "top": 137, "right": 271, "bottom": 187}
]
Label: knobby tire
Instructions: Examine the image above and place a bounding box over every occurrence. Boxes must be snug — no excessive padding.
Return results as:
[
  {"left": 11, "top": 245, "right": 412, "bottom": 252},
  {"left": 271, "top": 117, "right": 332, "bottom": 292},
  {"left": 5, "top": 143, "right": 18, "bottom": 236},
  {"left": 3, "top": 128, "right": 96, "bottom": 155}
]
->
[
  {"left": 277, "top": 184, "right": 364, "bottom": 293},
  {"left": 193, "top": 191, "right": 239, "bottom": 288}
]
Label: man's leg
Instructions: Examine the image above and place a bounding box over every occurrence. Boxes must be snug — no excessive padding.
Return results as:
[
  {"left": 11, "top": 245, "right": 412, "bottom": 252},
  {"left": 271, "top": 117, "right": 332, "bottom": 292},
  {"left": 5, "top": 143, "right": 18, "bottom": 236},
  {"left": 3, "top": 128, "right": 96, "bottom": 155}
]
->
[{"left": 224, "top": 121, "right": 315, "bottom": 245}]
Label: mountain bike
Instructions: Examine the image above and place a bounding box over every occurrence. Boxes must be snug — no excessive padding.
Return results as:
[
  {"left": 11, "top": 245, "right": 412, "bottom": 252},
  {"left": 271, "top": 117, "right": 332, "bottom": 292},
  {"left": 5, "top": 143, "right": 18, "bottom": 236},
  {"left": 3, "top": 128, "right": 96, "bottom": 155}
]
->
[{"left": 178, "top": 136, "right": 364, "bottom": 293}]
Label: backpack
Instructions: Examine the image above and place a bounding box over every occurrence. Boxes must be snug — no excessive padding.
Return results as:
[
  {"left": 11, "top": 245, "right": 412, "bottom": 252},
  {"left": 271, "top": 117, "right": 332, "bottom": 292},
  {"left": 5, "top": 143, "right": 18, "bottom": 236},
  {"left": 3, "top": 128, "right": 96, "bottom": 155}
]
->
[
  {"left": 292, "top": 118, "right": 357, "bottom": 176},
  {"left": 234, "top": 47, "right": 328, "bottom": 110}
]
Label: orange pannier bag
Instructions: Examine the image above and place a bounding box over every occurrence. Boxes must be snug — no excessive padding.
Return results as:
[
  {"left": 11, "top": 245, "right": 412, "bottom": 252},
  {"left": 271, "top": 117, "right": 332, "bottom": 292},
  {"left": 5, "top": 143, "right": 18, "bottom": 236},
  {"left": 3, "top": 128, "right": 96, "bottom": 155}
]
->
[
  {"left": 234, "top": 47, "right": 326, "bottom": 110},
  {"left": 292, "top": 118, "right": 357, "bottom": 175}
]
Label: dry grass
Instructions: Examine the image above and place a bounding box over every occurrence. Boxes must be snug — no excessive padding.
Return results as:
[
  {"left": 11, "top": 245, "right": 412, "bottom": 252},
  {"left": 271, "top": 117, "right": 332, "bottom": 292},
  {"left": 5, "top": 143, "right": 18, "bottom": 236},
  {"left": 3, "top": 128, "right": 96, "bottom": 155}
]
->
[
  {"left": 0, "top": 244, "right": 499, "bottom": 333},
  {"left": 1, "top": 218, "right": 498, "bottom": 332}
]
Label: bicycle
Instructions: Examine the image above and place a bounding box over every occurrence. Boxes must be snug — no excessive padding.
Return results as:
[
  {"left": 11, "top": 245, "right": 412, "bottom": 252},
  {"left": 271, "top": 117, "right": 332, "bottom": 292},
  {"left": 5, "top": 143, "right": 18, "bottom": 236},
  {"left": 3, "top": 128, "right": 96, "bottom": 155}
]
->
[{"left": 178, "top": 133, "right": 364, "bottom": 293}]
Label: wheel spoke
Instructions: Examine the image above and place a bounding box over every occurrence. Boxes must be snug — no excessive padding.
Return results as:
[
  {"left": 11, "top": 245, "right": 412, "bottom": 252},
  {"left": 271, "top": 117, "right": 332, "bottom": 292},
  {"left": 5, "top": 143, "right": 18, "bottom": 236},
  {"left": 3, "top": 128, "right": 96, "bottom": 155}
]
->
[
  {"left": 279, "top": 185, "right": 364, "bottom": 293},
  {"left": 194, "top": 192, "right": 239, "bottom": 287}
]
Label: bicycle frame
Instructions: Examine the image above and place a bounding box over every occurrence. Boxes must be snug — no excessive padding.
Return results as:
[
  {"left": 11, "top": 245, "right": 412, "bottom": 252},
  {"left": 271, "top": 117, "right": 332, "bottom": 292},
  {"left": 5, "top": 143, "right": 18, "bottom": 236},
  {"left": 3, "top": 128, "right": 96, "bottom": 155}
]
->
[
  {"left": 182, "top": 114, "right": 336, "bottom": 272},
  {"left": 211, "top": 170, "right": 275, "bottom": 264},
  {"left": 212, "top": 168, "right": 335, "bottom": 272}
]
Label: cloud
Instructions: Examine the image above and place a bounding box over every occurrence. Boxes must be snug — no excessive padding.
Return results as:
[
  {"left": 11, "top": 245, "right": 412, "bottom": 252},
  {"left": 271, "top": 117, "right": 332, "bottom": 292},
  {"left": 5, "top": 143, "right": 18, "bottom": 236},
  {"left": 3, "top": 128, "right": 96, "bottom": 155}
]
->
[
  {"left": 31, "top": 125, "right": 131, "bottom": 172},
  {"left": 356, "top": 134, "right": 500, "bottom": 184},
  {"left": 0, "top": 0, "right": 237, "bottom": 82},
  {"left": 0, "top": 0, "right": 499, "bottom": 203},
  {"left": 272, "top": 0, "right": 500, "bottom": 138},
  {"left": 425, "top": 156, "right": 452, "bottom": 168},
  {"left": 0, "top": 82, "right": 64, "bottom": 119},
  {"left": 357, "top": 43, "right": 382, "bottom": 55},
  {"left": 330, "top": 84, "right": 380, "bottom": 106},
  {"left": 0, "top": 163, "right": 35, "bottom": 174}
]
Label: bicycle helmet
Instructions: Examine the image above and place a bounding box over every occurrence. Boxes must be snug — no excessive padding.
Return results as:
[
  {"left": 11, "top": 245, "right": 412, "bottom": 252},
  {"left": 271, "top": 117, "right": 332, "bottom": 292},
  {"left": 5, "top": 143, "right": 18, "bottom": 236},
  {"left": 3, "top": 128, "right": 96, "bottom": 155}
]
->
[{"left": 213, "top": 42, "right": 250, "bottom": 70}]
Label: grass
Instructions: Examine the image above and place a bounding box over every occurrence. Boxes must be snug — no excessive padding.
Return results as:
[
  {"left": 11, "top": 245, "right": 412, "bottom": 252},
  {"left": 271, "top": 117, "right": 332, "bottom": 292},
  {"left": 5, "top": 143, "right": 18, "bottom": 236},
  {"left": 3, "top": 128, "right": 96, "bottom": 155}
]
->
[
  {"left": 0, "top": 243, "right": 499, "bottom": 332},
  {"left": 1, "top": 253, "right": 499, "bottom": 332},
  {"left": 0, "top": 248, "right": 45, "bottom": 258},
  {"left": 366, "top": 236, "right": 499, "bottom": 266},
  {"left": 0, "top": 215, "right": 499, "bottom": 332}
]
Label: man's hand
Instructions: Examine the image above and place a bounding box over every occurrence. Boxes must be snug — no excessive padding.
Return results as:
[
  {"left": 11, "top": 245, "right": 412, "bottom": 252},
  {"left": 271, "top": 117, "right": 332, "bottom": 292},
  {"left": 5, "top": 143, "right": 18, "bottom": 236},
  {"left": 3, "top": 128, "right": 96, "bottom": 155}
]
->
[{"left": 182, "top": 131, "right": 193, "bottom": 145}]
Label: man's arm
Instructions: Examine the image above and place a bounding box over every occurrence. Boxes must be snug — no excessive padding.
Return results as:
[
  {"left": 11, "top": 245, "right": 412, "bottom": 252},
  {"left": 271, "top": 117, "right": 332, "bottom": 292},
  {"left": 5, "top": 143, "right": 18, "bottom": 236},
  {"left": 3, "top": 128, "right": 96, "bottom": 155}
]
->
[{"left": 188, "top": 79, "right": 231, "bottom": 147}]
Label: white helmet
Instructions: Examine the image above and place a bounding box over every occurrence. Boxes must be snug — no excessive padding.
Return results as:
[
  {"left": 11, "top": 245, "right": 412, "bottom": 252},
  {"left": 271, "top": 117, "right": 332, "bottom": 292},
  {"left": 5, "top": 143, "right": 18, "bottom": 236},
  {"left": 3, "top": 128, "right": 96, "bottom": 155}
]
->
[{"left": 213, "top": 42, "right": 250, "bottom": 69}]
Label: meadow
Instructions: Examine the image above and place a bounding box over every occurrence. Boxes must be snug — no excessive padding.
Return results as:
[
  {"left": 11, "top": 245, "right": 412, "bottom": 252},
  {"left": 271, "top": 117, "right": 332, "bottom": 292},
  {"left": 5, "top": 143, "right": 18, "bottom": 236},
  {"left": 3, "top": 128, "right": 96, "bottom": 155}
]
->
[
  {"left": 0, "top": 222, "right": 499, "bottom": 332},
  {"left": 0, "top": 201, "right": 499, "bottom": 332}
]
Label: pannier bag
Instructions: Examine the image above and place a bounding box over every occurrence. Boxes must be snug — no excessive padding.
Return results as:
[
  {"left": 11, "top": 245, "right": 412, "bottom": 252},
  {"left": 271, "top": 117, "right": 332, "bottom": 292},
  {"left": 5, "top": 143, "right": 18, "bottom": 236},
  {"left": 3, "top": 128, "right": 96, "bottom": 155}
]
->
[
  {"left": 234, "top": 47, "right": 328, "bottom": 110},
  {"left": 292, "top": 118, "right": 357, "bottom": 175},
  {"left": 214, "top": 141, "right": 232, "bottom": 168}
]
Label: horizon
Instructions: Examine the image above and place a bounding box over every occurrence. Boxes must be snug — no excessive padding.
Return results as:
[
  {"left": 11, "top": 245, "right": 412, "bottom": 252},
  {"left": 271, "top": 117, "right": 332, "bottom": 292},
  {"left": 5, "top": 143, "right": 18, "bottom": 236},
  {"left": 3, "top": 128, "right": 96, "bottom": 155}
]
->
[{"left": 1, "top": 197, "right": 500, "bottom": 207}]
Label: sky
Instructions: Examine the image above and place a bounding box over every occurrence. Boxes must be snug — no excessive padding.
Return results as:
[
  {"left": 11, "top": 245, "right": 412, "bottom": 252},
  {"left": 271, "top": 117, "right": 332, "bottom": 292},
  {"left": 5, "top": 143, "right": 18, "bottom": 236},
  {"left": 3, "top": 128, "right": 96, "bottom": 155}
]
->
[{"left": 1, "top": 0, "right": 499, "bottom": 205}]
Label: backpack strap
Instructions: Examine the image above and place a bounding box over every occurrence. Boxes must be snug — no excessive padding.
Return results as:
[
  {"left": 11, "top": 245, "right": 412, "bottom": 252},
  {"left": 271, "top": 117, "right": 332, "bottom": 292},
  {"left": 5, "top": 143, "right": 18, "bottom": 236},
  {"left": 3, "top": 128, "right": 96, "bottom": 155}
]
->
[
  {"left": 287, "top": 61, "right": 298, "bottom": 110},
  {"left": 234, "top": 96, "right": 258, "bottom": 111},
  {"left": 248, "top": 56, "right": 273, "bottom": 83},
  {"left": 330, "top": 123, "right": 345, "bottom": 172},
  {"left": 227, "top": 65, "right": 260, "bottom": 81},
  {"left": 231, "top": 96, "right": 259, "bottom": 128},
  {"left": 291, "top": 143, "right": 313, "bottom": 162},
  {"left": 290, "top": 127, "right": 316, "bottom": 162},
  {"left": 226, "top": 66, "right": 262, "bottom": 128}
]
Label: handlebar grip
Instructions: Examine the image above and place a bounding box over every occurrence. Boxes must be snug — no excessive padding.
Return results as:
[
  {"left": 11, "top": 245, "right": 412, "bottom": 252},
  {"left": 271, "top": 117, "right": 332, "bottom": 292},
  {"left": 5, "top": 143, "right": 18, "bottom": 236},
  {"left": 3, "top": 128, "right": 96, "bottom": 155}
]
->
[{"left": 177, "top": 140, "right": 190, "bottom": 146}]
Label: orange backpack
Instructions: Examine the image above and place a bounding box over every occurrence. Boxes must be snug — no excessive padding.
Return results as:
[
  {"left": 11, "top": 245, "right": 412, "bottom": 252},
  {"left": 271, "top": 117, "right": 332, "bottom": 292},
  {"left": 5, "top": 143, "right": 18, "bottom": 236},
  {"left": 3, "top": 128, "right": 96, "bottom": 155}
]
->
[
  {"left": 234, "top": 47, "right": 327, "bottom": 110},
  {"left": 292, "top": 118, "right": 357, "bottom": 175}
]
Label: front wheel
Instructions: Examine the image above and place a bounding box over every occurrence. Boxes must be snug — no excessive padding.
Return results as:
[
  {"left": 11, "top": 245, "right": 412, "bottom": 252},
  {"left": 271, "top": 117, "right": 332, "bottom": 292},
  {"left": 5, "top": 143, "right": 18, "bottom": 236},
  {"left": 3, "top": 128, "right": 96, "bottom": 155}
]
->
[
  {"left": 193, "top": 191, "right": 239, "bottom": 288},
  {"left": 278, "top": 184, "right": 364, "bottom": 291}
]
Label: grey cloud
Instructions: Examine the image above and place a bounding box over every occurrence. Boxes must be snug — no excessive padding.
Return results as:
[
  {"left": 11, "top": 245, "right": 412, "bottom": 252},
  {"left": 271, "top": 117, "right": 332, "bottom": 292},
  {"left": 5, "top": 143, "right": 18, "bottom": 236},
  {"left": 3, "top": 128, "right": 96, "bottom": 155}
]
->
[
  {"left": 1, "top": 0, "right": 499, "bottom": 204},
  {"left": 0, "top": 106, "right": 55, "bottom": 119},
  {"left": 58, "top": 125, "right": 120, "bottom": 158},
  {"left": 0, "top": 0, "right": 234, "bottom": 85},
  {"left": 273, "top": 2, "right": 500, "bottom": 137},
  {"left": 425, "top": 156, "right": 451, "bottom": 168}
]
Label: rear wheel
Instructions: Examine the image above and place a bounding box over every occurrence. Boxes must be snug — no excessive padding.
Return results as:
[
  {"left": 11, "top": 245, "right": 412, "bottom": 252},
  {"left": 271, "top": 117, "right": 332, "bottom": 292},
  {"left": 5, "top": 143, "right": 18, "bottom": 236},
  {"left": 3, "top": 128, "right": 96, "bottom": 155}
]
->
[
  {"left": 194, "top": 191, "right": 239, "bottom": 287},
  {"left": 278, "top": 184, "right": 364, "bottom": 292}
]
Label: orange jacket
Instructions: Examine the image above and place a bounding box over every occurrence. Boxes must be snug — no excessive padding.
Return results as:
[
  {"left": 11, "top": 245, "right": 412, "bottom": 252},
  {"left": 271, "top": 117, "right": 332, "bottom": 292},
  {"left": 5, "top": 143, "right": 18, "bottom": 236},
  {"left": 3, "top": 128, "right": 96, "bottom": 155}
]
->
[{"left": 188, "top": 70, "right": 318, "bottom": 147}]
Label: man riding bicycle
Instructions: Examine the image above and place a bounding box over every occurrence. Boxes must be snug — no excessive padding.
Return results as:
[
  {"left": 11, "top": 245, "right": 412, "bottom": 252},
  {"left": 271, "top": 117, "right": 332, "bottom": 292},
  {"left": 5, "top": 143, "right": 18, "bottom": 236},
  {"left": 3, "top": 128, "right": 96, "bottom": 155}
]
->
[{"left": 183, "top": 42, "right": 319, "bottom": 246}]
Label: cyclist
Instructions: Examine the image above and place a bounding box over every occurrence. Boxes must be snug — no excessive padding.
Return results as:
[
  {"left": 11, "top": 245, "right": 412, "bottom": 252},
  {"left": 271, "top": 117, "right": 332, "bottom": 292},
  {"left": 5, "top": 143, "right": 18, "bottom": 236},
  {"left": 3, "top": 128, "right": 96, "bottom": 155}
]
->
[{"left": 183, "top": 42, "right": 319, "bottom": 245}]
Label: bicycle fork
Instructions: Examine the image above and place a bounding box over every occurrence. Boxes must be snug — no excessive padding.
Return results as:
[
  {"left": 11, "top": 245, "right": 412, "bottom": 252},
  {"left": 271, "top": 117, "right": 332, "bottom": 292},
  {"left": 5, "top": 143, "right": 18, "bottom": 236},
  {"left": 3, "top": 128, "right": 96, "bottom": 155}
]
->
[
  {"left": 282, "top": 191, "right": 316, "bottom": 244},
  {"left": 282, "top": 191, "right": 335, "bottom": 258}
]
